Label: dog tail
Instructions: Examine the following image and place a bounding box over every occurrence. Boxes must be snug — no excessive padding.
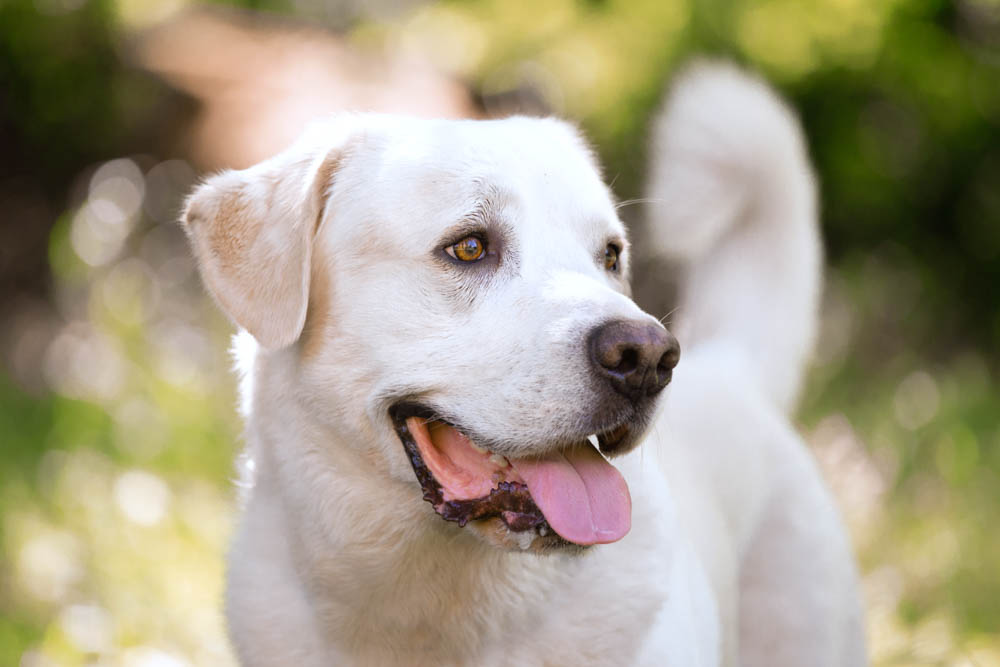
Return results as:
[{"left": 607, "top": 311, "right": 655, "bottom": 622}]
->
[{"left": 644, "top": 61, "right": 821, "bottom": 413}]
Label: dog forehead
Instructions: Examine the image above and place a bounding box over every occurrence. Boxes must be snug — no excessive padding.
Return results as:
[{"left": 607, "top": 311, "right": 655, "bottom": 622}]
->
[{"left": 349, "top": 116, "right": 617, "bottom": 227}]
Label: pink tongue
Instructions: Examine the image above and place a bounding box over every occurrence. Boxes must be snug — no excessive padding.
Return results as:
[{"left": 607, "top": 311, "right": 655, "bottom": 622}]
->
[{"left": 510, "top": 445, "right": 631, "bottom": 546}]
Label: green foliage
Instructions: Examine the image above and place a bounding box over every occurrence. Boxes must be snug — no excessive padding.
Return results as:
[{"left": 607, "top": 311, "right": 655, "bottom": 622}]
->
[{"left": 2, "top": 0, "right": 126, "bottom": 183}]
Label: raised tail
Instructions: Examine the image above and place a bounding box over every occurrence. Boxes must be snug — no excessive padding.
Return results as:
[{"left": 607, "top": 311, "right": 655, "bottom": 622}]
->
[{"left": 644, "top": 61, "right": 821, "bottom": 414}]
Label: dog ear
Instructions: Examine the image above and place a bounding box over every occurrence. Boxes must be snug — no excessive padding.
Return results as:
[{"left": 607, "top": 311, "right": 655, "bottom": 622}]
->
[{"left": 182, "top": 128, "right": 348, "bottom": 349}]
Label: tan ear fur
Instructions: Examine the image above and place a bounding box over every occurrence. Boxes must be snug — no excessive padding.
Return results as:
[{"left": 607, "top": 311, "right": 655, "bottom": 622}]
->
[{"left": 182, "top": 134, "right": 344, "bottom": 349}]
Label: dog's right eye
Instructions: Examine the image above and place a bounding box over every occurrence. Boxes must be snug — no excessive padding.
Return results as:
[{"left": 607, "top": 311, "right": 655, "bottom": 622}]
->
[
  {"left": 445, "top": 235, "right": 487, "bottom": 262},
  {"left": 604, "top": 244, "right": 620, "bottom": 272}
]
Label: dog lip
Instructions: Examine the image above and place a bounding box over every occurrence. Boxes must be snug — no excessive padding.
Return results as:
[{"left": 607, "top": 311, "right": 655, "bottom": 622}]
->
[
  {"left": 388, "top": 402, "right": 569, "bottom": 546},
  {"left": 388, "top": 402, "right": 642, "bottom": 546},
  {"left": 595, "top": 422, "right": 633, "bottom": 455},
  {"left": 583, "top": 405, "right": 646, "bottom": 457},
  {"left": 390, "top": 402, "right": 639, "bottom": 459},
  {"left": 390, "top": 402, "right": 440, "bottom": 424}
]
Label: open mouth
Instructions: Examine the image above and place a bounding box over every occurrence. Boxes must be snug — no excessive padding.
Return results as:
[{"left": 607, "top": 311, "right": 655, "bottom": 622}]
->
[{"left": 390, "top": 404, "right": 634, "bottom": 548}]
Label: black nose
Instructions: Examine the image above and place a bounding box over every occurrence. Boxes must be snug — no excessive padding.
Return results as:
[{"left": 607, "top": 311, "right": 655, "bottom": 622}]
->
[{"left": 589, "top": 320, "right": 680, "bottom": 401}]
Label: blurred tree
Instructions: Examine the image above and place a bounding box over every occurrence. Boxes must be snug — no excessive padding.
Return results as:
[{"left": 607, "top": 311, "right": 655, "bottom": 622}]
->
[
  {"left": 0, "top": 0, "right": 189, "bottom": 311},
  {"left": 787, "top": 0, "right": 1000, "bottom": 355}
]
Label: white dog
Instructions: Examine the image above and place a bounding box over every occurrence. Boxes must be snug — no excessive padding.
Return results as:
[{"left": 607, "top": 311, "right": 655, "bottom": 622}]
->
[{"left": 182, "top": 62, "right": 865, "bottom": 666}]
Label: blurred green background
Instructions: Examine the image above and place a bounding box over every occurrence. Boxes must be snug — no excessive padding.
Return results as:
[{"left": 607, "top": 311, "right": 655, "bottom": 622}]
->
[{"left": 1, "top": 0, "right": 998, "bottom": 664}]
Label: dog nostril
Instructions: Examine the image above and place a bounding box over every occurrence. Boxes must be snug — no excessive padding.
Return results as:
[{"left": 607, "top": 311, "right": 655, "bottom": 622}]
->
[
  {"left": 658, "top": 341, "right": 680, "bottom": 373},
  {"left": 653, "top": 336, "right": 680, "bottom": 387},
  {"left": 615, "top": 347, "right": 639, "bottom": 374}
]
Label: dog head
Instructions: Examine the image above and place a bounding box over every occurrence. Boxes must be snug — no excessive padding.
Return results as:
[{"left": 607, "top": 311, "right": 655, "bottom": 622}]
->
[{"left": 183, "top": 115, "right": 678, "bottom": 552}]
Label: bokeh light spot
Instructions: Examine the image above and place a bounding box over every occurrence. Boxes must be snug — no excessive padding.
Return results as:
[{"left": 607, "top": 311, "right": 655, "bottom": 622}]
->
[
  {"left": 58, "top": 603, "right": 114, "bottom": 654},
  {"left": 893, "top": 371, "right": 940, "bottom": 430},
  {"left": 16, "top": 530, "right": 83, "bottom": 603},
  {"left": 114, "top": 470, "right": 172, "bottom": 527}
]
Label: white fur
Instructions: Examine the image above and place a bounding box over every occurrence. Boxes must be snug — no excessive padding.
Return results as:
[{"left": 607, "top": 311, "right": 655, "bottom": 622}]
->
[
  {"left": 646, "top": 61, "right": 821, "bottom": 412},
  {"left": 646, "top": 62, "right": 866, "bottom": 665},
  {"left": 185, "top": 62, "right": 865, "bottom": 666}
]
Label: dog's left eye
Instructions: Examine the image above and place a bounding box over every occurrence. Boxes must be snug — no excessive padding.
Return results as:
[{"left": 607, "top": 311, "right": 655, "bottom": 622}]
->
[
  {"left": 604, "top": 244, "right": 620, "bottom": 272},
  {"left": 446, "top": 235, "right": 487, "bottom": 262}
]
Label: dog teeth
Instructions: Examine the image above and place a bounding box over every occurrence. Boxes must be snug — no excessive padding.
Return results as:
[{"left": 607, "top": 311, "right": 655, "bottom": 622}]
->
[
  {"left": 489, "top": 454, "right": 509, "bottom": 468},
  {"left": 587, "top": 434, "right": 599, "bottom": 447},
  {"left": 469, "top": 441, "right": 489, "bottom": 454}
]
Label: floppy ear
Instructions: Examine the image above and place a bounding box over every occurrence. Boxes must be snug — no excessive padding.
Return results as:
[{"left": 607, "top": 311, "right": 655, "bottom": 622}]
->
[{"left": 181, "top": 129, "right": 347, "bottom": 349}]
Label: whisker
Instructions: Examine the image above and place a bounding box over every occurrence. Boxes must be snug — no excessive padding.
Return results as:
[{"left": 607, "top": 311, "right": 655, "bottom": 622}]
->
[
  {"left": 615, "top": 197, "right": 662, "bottom": 210},
  {"left": 659, "top": 307, "right": 680, "bottom": 326}
]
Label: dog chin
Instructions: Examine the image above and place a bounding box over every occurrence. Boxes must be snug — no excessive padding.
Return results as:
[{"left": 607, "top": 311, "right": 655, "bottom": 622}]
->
[{"left": 465, "top": 516, "right": 587, "bottom": 554}]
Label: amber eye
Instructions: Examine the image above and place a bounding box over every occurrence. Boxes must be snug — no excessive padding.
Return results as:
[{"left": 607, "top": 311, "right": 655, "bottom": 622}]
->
[
  {"left": 446, "top": 235, "right": 487, "bottom": 262},
  {"left": 604, "top": 244, "right": 620, "bottom": 271}
]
